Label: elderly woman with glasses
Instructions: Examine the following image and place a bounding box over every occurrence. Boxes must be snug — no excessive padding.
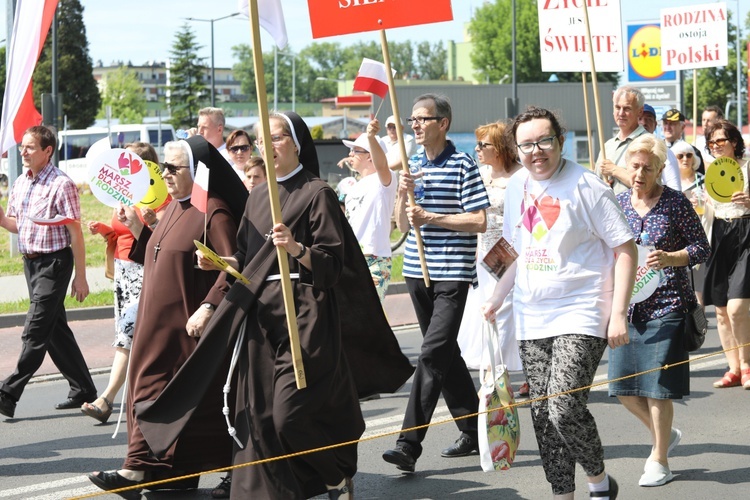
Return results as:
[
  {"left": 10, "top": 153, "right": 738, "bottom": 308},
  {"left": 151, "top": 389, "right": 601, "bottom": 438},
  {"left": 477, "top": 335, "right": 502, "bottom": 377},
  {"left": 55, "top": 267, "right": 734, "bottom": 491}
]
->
[
  {"left": 483, "top": 106, "right": 637, "bottom": 499},
  {"left": 672, "top": 141, "right": 703, "bottom": 192},
  {"left": 610, "top": 134, "right": 709, "bottom": 487},
  {"left": 702, "top": 120, "right": 750, "bottom": 390},
  {"left": 88, "top": 136, "right": 247, "bottom": 497}
]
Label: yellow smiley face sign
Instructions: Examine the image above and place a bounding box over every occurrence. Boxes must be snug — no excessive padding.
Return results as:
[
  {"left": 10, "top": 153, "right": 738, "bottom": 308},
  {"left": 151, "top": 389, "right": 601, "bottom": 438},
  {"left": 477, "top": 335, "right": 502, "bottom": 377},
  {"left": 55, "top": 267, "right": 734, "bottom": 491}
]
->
[
  {"left": 136, "top": 160, "right": 170, "bottom": 209},
  {"left": 705, "top": 157, "right": 744, "bottom": 203}
]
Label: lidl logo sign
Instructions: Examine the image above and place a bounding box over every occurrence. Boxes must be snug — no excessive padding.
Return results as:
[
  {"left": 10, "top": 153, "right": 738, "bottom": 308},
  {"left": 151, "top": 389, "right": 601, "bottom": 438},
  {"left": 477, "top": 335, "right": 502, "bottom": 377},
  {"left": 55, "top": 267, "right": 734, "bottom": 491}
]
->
[{"left": 627, "top": 23, "right": 677, "bottom": 82}]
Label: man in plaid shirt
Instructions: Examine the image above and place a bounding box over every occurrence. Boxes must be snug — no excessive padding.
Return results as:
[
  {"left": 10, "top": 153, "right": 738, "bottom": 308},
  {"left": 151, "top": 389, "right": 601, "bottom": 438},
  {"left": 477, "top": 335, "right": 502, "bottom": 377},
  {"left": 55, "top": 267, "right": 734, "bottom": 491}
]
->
[{"left": 0, "top": 126, "right": 96, "bottom": 420}]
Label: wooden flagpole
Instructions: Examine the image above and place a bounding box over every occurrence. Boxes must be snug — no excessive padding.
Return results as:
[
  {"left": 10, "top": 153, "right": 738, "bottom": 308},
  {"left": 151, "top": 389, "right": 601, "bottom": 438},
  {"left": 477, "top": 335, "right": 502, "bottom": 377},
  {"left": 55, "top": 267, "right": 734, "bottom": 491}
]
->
[
  {"left": 581, "top": 73, "right": 595, "bottom": 168},
  {"left": 379, "top": 28, "right": 430, "bottom": 287},
  {"left": 692, "top": 71, "right": 698, "bottom": 146},
  {"left": 581, "top": 2, "right": 607, "bottom": 174},
  {"left": 247, "top": 0, "right": 306, "bottom": 389}
]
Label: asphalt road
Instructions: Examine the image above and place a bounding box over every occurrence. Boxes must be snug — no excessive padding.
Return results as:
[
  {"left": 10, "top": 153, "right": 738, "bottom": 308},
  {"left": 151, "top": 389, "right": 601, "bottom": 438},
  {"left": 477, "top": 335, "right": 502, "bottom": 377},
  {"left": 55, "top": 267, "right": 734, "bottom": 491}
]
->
[{"left": 0, "top": 324, "right": 748, "bottom": 499}]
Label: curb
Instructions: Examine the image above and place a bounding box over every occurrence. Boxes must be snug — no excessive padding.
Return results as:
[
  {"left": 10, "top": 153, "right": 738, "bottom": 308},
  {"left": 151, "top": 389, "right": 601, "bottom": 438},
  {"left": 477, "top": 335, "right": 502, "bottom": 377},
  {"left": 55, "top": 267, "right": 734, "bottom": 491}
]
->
[{"left": 0, "top": 283, "right": 410, "bottom": 329}]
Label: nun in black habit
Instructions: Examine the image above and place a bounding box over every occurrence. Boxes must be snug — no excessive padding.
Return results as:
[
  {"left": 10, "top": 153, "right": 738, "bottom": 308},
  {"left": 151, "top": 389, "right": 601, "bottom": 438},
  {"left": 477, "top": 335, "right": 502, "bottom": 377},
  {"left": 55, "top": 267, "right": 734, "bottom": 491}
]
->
[{"left": 135, "top": 112, "right": 413, "bottom": 499}]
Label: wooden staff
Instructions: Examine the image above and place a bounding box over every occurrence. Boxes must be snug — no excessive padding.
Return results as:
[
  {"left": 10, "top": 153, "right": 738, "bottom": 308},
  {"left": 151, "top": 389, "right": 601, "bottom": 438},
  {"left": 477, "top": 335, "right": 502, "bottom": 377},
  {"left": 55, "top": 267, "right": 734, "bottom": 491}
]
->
[
  {"left": 581, "top": 2, "right": 607, "bottom": 176},
  {"left": 692, "top": 70, "right": 698, "bottom": 146},
  {"left": 246, "top": 0, "right": 306, "bottom": 389},
  {"left": 581, "top": 72, "right": 595, "bottom": 168},
  {"left": 379, "top": 28, "right": 430, "bottom": 287}
]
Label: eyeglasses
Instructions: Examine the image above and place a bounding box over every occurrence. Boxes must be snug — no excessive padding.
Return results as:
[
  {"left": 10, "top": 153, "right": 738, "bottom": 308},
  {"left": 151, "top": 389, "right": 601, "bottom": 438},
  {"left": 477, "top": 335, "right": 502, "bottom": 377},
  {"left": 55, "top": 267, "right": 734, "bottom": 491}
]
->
[
  {"left": 229, "top": 144, "right": 251, "bottom": 153},
  {"left": 476, "top": 141, "right": 493, "bottom": 150},
  {"left": 386, "top": 124, "right": 396, "bottom": 129},
  {"left": 676, "top": 153, "right": 694, "bottom": 160},
  {"left": 160, "top": 162, "right": 190, "bottom": 176},
  {"left": 350, "top": 148, "right": 369, "bottom": 156},
  {"left": 516, "top": 136, "right": 557, "bottom": 155},
  {"left": 707, "top": 137, "right": 729, "bottom": 149},
  {"left": 406, "top": 116, "right": 441, "bottom": 125},
  {"left": 254, "top": 134, "right": 290, "bottom": 147}
]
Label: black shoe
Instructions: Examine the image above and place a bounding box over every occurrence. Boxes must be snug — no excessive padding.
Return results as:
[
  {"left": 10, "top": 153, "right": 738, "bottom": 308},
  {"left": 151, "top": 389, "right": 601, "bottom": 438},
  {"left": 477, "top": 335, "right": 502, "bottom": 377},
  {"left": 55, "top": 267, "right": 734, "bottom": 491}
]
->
[
  {"left": 55, "top": 393, "right": 96, "bottom": 410},
  {"left": 441, "top": 435, "right": 479, "bottom": 458},
  {"left": 382, "top": 443, "right": 417, "bottom": 472},
  {"left": 0, "top": 392, "right": 16, "bottom": 419},
  {"left": 211, "top": 475, "right": 232, "bottom": 498},
  {"left": 590, "top": 475, "right": 618, "bottom": 499},
  {"left": 88, "top": 470, "right": 144, "bottom": 500}
]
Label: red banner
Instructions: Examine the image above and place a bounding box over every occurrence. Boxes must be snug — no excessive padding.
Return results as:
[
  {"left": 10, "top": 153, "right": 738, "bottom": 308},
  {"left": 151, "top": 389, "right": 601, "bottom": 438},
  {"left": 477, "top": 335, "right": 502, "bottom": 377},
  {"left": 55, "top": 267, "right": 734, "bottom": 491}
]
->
[{"left": 309, "top": 0, "right": 453, "bottom": 39}]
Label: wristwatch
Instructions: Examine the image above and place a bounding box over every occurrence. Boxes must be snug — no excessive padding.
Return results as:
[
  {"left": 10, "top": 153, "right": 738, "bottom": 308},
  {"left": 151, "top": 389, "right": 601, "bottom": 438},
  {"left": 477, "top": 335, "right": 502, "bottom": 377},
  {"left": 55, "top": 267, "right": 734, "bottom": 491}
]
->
[
  {"left": 291, "top": 243, "right": 307, "bottom": 260},
  {"left": 201, "top": 303, "right": 215, "bottom": 311}
]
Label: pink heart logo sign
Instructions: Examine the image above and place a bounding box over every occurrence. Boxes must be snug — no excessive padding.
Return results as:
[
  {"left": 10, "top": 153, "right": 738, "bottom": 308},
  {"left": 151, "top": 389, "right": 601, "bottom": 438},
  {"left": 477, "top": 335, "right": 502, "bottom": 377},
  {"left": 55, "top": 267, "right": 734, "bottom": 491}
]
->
[
  {"left": 88, "top": 148, "right": 150, "bottom": 208},
  {"left": 536, "top": 195, "right": 561, "bottom": 230},
  {"left": 130, "top": 158, "right": 143, "bottom": 175},
  {"left": 118, "top": 152, "right": 130, "bottom": 175}
]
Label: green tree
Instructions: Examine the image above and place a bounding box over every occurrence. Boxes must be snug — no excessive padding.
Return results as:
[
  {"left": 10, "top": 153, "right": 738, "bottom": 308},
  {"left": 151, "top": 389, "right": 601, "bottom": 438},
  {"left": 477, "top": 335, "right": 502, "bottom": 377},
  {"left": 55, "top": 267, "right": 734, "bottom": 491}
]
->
[
  {"left": 388, "top": 41, "right": 416, "bottom": 79},
  {"left": 33, "top": 0, "right": 101, "bottom": 128},
  {"left": 168, "top": 24, "right": 207, "bottom": 129},
  {"left": 98, "top": 67, "right": 147, "bottom": 123},
  {"left": 415, "top": 41, "right": 447, "bottom": 80},
  {"left": 468, "top": 0, "right": 618, "bottom": 84},
  {"left": 684, "top": 10, "right": 749, "bottom": 123}
]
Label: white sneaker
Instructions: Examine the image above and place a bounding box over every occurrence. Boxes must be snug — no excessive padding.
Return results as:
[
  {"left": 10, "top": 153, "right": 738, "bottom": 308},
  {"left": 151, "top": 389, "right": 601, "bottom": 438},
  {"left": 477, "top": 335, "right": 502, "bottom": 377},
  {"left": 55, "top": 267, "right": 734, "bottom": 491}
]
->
[
  {"left": 667, "top": 428, "right": 682, "bottom": 456},
  {"left": 639, "top": 460, "right": 674, "bottom": 487}
]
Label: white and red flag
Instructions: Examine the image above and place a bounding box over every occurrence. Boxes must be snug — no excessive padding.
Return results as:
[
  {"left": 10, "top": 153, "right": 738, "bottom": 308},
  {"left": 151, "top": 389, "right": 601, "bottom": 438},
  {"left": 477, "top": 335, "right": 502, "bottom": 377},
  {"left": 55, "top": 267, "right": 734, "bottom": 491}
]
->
[
  {"left": 0, "top": 0, "right": 58, "bottom": 155},
  {"left": 352, "top": 58, "right": 397, "bottom": 99},
  {"left": 238, "top": 0, "right": 288, "bottom": 49},
  {"left": 191, "top": 161, "right": 210, "bottom": 213}
]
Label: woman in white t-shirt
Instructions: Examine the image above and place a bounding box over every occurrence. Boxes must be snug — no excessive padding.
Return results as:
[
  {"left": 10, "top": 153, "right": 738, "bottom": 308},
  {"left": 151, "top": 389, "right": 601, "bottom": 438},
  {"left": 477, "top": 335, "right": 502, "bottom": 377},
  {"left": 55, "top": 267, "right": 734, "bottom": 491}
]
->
[
  {"left": 482, "top": 107, "right": 637, "bottom": 500},
  {"left": 341, "top": 119, "right": 397, "bottom": 301}
]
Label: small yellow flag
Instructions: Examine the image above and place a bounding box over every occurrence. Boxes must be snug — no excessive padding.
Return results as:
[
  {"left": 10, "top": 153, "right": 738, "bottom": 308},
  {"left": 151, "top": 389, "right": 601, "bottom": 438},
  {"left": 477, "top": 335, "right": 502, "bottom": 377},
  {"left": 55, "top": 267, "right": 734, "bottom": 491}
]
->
[{"left": 194, "top": 240, "right": 250, "bottom": 285}]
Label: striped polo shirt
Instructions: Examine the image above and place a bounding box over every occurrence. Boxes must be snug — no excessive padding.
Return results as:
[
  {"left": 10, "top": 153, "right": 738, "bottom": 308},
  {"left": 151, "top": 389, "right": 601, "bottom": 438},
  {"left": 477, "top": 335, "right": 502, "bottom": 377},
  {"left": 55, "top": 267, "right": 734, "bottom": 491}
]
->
[{"left": 402, "top": 141, "right": 490, "bottom": 285}]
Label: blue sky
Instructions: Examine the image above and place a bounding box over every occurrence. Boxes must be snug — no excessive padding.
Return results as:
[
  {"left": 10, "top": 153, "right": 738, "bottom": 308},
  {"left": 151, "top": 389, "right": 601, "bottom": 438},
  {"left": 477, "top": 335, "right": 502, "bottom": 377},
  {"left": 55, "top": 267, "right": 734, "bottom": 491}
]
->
[{"left": 1, "top": 1, "right": 747, "bottom": 70}]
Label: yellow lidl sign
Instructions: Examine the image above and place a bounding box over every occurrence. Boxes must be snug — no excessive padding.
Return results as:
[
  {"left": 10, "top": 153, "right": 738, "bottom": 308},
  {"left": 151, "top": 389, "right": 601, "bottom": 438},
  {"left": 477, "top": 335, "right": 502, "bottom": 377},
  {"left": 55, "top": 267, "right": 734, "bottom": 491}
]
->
[{"left": 627, "top": 22, "right": 677, "bottom": 82}]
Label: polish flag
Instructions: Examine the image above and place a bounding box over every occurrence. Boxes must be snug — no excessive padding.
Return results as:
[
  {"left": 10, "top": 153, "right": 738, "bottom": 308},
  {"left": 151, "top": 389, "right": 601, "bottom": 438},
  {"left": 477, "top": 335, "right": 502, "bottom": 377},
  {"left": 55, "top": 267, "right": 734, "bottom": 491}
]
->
[
  {"left": 0, "top": 0, "right": 59, "bottom": 155},
  {"left": 353, "top": 58, "right": 397, "bottom": 99},
  {"left": 238, "top": 0, "right": 288, "bottom": 49},
  {"left": 191, "top": 161, "right": 210, "bottom": 213}
]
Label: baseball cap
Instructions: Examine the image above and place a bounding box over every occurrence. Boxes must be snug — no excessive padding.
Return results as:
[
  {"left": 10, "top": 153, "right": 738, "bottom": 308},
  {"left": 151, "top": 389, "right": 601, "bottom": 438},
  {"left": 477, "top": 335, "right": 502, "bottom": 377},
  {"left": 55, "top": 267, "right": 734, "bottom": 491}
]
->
[
  {"left": 642, "top": 104, "right": 656, "bottom": 117},
  {"left": 662, "top": 109, "right": 686, "bottom": 122},
  {"left": 342, "top": 133, "right": 387, "bottom": 154},
  {"left": 385, "top": 115, "right": 400, "bottom": 127}
]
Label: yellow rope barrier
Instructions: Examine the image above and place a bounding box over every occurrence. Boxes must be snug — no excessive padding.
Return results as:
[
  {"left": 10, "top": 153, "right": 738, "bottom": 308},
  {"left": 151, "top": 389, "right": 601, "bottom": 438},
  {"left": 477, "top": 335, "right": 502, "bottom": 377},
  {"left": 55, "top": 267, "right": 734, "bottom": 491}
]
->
[{"left": 70, "top": 342, "right": 749, "bottom": 499}]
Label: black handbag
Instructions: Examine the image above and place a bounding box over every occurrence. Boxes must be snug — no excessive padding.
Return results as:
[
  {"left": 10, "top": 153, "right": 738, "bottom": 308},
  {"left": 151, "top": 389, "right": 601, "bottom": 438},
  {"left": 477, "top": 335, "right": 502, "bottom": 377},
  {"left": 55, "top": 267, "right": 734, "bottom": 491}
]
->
[{"left": 684, "top": 304, "right": 707, "bottom": 352}]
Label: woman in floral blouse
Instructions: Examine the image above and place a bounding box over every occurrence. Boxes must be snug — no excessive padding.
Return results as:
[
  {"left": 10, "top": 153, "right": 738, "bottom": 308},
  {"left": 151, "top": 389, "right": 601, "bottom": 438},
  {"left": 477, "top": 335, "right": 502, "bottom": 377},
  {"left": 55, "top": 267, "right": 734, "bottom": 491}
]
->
[{"left": 610, "top": 134, "right": 710, "bottom": 488}]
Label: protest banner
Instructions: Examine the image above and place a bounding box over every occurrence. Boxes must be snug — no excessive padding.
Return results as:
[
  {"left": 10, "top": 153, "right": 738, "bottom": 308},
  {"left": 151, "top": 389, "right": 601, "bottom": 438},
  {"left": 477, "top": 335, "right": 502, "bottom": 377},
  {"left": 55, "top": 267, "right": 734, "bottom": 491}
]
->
[
  {"left": 660, "top": 2, "right": 728, "bottom": 71},
  {"left": 88, "top": 148, "right": 150, "bottom": 209},
  {"left": 308, "top": 0, "right": 453, "bottom": 39},
  {"left": 537, "top": 0, "right": 624, "bottom": 73}
]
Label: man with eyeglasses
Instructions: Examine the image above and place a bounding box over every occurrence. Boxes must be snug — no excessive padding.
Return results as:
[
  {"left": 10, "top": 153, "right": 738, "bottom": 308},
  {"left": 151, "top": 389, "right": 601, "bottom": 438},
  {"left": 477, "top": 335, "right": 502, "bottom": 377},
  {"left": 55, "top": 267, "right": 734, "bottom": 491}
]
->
[
  {"left": 340, "top": 119, "right": 396, "bottom": 302},
  {"left": 596, "top": 86, "right": 680, "bottom": 194},
  {"left": 662, "top": 108, "right": 705, "bottom": 175},
  {"left": 383, "top": 115, "right": 417, "bottom": 170},
  {"left": 383, "top": 93, "right": 490, "bottom": 473},
  {"left": 0, "top": 126, "right": 97, "bottom": 420}
]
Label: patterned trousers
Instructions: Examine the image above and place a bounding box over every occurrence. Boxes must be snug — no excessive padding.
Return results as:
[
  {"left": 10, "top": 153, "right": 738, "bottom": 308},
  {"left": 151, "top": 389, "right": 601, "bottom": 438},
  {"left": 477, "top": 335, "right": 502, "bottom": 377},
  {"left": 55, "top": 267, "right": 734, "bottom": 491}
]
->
[{"left": 518, "top": 334, "right": 608, "bottom": 495}]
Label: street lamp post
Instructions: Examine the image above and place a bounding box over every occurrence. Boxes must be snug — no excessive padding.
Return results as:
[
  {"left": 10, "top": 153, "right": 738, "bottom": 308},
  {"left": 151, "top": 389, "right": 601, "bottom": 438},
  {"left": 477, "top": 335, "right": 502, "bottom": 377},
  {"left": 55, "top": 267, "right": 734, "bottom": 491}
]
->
[{"left": 185, "top": 12, "right": 240, "bottom": 107}]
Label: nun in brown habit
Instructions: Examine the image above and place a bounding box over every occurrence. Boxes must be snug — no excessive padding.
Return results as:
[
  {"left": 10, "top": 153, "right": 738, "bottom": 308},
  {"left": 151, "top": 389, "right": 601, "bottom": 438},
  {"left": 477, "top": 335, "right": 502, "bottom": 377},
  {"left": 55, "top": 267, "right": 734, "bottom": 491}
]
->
[
  {"left": 134, "top": 112, "right": 414, "bottom": 499},
  {"left": 88, "top": 136, "right": 247, "bottom": 498}
]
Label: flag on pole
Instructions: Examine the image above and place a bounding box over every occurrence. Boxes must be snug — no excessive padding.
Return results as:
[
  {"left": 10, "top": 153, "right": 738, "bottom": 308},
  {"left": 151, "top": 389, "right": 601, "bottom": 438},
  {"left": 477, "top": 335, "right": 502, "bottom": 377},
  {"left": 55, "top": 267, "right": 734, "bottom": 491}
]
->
[
  {"left": 191, "top": 161, "right": 210, "bottom": 213},
  {"left": 238, "top": 0, "right": 288, "bottom": 49},
  {"left": 0, "top": 0, "right": 59, "bottom": 155},
  {"left": 353, "top": 58, "right": 397, "bottom": 99}
]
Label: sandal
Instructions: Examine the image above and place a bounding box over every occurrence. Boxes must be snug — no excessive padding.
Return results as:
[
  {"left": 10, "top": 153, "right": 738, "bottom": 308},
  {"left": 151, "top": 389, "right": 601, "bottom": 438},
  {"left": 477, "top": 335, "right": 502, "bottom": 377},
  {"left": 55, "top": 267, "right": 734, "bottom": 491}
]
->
[
  {"left": 211, "top": 475, "right": 232, "bottom": 499},
  {"left": 517, "top": 382, "right": 530, "bottom": 398},
  {"left": 81, "top": 397, "right": 113, "bottom": 424},
  {"left": 742, "top": 368, "right": 750, "bottom": 390},
  {"left": 328, "top": 477, "right": 353, "bottom": 500},
  {"left": 713, "top": 371, "right": 741, "bottom": 388}
]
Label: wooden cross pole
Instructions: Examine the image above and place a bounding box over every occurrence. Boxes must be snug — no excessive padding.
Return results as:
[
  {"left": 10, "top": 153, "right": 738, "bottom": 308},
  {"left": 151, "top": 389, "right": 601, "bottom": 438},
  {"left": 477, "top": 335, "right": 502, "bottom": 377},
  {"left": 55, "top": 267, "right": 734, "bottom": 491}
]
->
[
  {"left": 581, "top": 72, "right": 595, "bottom": 168},
  {"left": 379, "top": 27, "right": 430, "bottom": 288},
  {"left": 581, "top": 1, "right": 607, "bottom": 174},
  {"left": 247, "top": 0, "right": 306, "bottom": 390}
]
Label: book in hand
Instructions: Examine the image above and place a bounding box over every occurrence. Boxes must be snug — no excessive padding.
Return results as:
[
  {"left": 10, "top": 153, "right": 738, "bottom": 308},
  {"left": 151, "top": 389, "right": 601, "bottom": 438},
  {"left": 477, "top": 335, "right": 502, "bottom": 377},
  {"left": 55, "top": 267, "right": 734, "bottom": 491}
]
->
[{"left": 481, "top": 237, "right": 519, "bottom": 281}]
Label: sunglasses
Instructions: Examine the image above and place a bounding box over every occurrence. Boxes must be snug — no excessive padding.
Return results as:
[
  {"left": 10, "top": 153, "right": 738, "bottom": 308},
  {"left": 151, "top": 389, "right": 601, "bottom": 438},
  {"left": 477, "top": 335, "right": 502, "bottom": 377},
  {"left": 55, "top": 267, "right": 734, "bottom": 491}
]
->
[
  {"left": 707, "top": 137, "right": 729, "bottom": 148},
  {"left": 476, "top": 141, "right": 493, "bottom": 150},
  {"left": 160, "top": 162, "right": 190, "bottom": 175},
  {"left": 676, "top": 153, "right": 693, "bottom": 160},
  {"left": 229, "top": 144, "right": 251, "bottom": 153}
]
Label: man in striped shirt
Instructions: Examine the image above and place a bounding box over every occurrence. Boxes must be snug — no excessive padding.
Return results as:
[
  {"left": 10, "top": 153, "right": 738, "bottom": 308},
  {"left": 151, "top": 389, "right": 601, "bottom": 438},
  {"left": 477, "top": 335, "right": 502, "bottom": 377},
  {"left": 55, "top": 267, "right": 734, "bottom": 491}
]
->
[
  {"left": 383, "top": 94, "right": 490, "bottom": 472},
  {"left": 0, "top": 126, "right": 96, "bottom": 420}
]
